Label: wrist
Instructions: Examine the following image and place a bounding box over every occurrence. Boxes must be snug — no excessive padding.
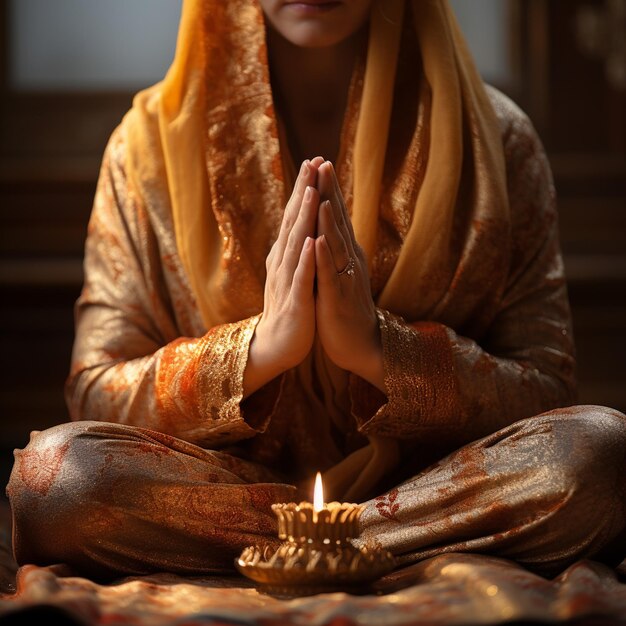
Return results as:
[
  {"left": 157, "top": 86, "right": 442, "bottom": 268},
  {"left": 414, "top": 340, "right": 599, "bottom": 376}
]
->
[
  {"left": 353, "top": 339, "right": 385, "bottom": 392},
  {"left": 242, "top": 318, "right": 286, "bottom": 399},
  {"left": 343, "top": 320, "right": 385, "bottom": 392},
  {"left": 249, "top": 318, "right": 290, "bottom": 379}
]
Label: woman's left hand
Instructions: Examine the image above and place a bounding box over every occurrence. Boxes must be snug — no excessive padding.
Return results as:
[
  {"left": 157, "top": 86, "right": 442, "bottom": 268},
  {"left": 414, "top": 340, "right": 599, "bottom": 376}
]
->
[{"left": 314, "top": 161, "right": 385, "bottom": 391}]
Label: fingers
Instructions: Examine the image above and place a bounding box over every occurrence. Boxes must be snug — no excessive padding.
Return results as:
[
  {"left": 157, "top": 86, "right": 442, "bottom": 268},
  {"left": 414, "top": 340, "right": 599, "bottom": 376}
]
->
[
  {"left": 309, "top": 156, "right": 325, "bottom": 169},
  {"left": 280, "top": 157, "right": 324, "bottom": 242},
  {"left": 328, "top": 163, "right": 357, "bottom": 243},
  {"left": 317, "top": 199, "right": 350, "bottom": 273},
  {"left": 315, "top": 234, "right": 340, "bottom": 293},
  {"left": 275, "top": 161, "right": 315, "bottom": 244},
  {"left": 317, "top": 161, "right": 356, "bottom": 257},
  {"left": 286, "top": 158, "right": 323, "bottom": 220},
  {"left": 287, "top": 160, "right": 316, "bottom": 208},
  {"left": 280, "top": 184, "right": 319, "bottom": 280},
  {"left": 291, "top": 236, "right": 316, "bottom": 303},
  {"left": 271, "top": 160, "right": 319, "bottom": 271}
]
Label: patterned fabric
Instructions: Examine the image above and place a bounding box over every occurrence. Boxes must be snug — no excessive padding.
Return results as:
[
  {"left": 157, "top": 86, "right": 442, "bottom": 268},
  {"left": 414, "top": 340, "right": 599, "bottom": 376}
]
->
[
  {"left": 60, "top": 87, "right": 578, "bottom": 494},
  {"left": 4, "top": 1, "right": 626, "bottom": 618},
  {"left": 6, "top": 405, "right": 626, "bottom": 582},
  {"left": 1, "top": 556, "right": 626, "bottom": 626},
  {"left": 105, "top": 0, "right": 579, "bottom": 500}
]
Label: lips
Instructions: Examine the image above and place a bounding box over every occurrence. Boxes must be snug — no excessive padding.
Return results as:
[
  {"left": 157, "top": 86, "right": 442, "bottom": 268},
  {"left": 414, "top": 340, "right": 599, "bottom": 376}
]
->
[
  {"left": 285, "top": 0, "right": 341, "bottom": 4},
  {"left": 283, "top": 1, "right": 343, "bottom": 12}
]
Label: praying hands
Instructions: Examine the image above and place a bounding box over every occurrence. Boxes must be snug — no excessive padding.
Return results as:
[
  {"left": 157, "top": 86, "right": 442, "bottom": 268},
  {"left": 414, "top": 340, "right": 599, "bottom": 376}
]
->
[{"left": 243, "top": 158, "right": 384, "bottom": 398}]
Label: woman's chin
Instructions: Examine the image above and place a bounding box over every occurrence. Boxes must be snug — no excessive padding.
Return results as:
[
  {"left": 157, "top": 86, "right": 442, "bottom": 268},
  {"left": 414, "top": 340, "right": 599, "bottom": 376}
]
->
[
  {"left": 283, "top": 1, "right": 343, "bottom": 17},
  {"left": 263, "top": 0, "right": 373, "bottom": 49}
]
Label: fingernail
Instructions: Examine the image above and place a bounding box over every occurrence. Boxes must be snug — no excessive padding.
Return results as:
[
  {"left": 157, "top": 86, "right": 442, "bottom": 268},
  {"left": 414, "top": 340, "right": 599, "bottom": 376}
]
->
[
  {"left": 302, "top": 160, "right": 309, "bottom": 174},
  {"left": 304, "top": 186, "right": 312, "bottom": 201}
]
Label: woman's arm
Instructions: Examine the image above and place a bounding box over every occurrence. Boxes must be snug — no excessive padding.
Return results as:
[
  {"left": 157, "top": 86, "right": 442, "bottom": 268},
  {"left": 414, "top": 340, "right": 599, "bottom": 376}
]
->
[
  {"left": 65, "top": 129, "right": 318, "bottom": 448},
  {"left": 318, "top": 114, "right": 576, "bottom": 446}
]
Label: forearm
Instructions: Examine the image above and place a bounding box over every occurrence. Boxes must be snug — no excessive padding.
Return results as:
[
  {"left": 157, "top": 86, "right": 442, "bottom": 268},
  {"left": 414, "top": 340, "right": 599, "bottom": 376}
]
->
[
  {"left": 451, "top": 330, "right": 576, "bottom": 439},
  {"left": 66, "top": 312, "right": 277, "bottom": 447},
  {"left": 243, "top": 318, "right": 297, "bottom": 399},
  {"left": 343, "top": 332, "right": 385, "bottom": 393},
  {"left": 351, "top": 107, "right": 578, "bottom": 442},
  {"left": 350, "top": 308, "right": 576, "bottom": 442}
]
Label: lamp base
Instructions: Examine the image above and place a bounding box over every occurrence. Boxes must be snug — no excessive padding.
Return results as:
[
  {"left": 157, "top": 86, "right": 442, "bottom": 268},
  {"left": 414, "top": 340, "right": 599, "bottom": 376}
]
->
[{"left": 236, "top": 541, "right": 396, "bottom": 598}]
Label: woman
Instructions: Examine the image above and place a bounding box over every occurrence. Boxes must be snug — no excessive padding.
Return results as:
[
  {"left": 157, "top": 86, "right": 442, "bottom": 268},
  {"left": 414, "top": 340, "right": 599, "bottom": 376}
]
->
[{"left": 7, "top": 0, "right": 626, "bottom": 581}]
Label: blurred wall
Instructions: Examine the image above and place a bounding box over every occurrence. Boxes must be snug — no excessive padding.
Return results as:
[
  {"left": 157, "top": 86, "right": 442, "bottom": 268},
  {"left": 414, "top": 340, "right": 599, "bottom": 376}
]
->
[
  {"left": 10, "top": 0, "right": 181, "bottom": 90},
  {"left": 9, "top": 0, "right": 506, "bottom": 90}
]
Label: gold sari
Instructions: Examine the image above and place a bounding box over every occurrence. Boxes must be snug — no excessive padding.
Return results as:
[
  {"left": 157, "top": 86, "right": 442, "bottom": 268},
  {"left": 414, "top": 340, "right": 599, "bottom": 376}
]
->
[
  {"left": 62, "top": 0, "right": 580, "bottom": 499},
  {"left": 117, "top": 0, "right": 528, "bottom": 500},
  {"left": 8, "top": 0, "right": 626, "bottom": 582}
]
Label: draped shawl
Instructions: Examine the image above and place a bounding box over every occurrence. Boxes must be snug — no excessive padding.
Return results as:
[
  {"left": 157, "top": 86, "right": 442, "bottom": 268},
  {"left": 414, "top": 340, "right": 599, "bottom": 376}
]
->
[{"left": 122, "top": 0, "right": 510, "bottom": 500}]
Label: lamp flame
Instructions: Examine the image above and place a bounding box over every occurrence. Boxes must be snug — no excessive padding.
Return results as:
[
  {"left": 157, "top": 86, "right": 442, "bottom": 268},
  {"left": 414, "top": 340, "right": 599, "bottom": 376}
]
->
[{"left": 313, "top": 471, "right": 324, "bottom": 512}]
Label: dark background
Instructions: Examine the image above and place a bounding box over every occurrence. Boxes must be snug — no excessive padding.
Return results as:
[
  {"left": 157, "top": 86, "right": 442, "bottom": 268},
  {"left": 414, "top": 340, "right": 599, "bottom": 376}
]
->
[{"left": 1, "top": 0, "right": 625, "bottom": 492}]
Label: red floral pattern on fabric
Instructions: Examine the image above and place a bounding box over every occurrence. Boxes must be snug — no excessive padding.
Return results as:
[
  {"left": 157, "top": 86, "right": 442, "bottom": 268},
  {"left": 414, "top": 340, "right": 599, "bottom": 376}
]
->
[
  {"left": 375, "top": 488, "right": 401, "bottom": 522},
  {"left": 18, "top": 442, "right": 70, "bottom": 496}
]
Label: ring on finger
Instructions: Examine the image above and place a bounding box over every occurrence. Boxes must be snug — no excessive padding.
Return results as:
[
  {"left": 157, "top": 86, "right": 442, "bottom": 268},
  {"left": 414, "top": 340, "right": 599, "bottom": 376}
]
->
[{"left": 337, "top": 256, "right": 356, "bottom": 277}]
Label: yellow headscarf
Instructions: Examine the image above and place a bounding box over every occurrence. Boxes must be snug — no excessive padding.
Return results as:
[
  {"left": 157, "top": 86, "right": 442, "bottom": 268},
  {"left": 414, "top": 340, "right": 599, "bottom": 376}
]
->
[
  {"left": 128, "top": 0, "right": 507, "bottom": 325},
  {"left": 124, "top": 0, "right": 510, "bottom": 501}
]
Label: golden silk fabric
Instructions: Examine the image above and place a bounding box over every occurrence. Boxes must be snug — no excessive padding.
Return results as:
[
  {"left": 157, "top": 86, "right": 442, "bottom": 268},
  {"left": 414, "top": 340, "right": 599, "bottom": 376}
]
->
[
  {"left": 9, "top": 0, "right": 626, "bottom": 591},
  {"left": 63, "top": 0, "right": 578, "bottom": 503},
  {"left": 7, "top": 407, "right": 626, "bottom": 580},
  {"left": 127, "top": 0, "right": 508, "bottom": 326},
  {"left": 120, "top": 0, "right": 510, "bottom": 500},
  {"left": 63, "top": 94, "right": 578, "bottom": 498}
]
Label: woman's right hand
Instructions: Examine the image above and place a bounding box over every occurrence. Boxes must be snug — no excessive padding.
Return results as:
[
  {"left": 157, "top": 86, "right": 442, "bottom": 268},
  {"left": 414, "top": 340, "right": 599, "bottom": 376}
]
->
[{"left": 243, "top": 158, "right": 322, "bottom": 397}]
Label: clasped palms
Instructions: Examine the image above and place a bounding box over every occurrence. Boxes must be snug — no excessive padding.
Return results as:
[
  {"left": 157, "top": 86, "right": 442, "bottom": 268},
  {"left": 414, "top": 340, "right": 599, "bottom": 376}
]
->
[{"left": 249, "top": 157, "right": 382, "bottom": 392}]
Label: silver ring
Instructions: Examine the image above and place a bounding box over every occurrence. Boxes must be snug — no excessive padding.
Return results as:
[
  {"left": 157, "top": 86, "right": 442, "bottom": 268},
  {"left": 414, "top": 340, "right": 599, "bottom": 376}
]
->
[{"left": 337, "top": 257, "right": 356, "bottom": 277}]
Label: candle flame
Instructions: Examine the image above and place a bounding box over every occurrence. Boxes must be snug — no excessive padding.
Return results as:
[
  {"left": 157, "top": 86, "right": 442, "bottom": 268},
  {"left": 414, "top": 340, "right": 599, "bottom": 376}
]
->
[{"left": 313, "top": 472, "right": 324, "bottom": 512}]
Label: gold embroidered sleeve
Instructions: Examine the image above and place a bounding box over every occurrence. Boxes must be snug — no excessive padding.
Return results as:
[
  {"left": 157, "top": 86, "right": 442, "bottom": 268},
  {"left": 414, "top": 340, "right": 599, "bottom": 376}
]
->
[
  {"left": 350, "top": 310, "right": 461, "bottom": 438},
  {"left": 65, "top": 129, "right": 279, "bottom": 447}
]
